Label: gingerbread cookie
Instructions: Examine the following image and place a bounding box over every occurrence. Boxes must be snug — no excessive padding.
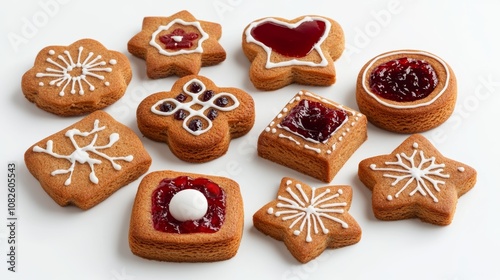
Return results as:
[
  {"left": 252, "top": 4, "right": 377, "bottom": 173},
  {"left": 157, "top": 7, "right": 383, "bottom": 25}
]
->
[
  {"left": 242, "top": 15, "right": 344, "bottom": 91},
  {"left": 358, "top": 134, "right": 477, "bottom": 225},
  {"left": 136, "top": 75, "right": 255, "bottom": 162},
  {"left": 24, "top": 111, "right": 152, "bottom": 210},
  {"left": 258, "top": 90, "right": 367, "bottom": 182},
  {"left": 128, "top": 10, "right": 226, "bottom": 79},
  {"left": 22, "top": 38, "right": 132, "bottom": 116},
  {"left": 253, "top": 177, "right": 361, "bottom": 263},
  {"left": 129, "top": 170, "right": 244, "bottom": 262},
  {"left": 356, "top": 50, "right": 457, "bottom": 133}
]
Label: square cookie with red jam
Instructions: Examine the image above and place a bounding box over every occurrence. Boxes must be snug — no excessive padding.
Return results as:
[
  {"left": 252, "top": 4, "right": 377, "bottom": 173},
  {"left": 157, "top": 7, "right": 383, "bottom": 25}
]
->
[
  {"left": 242, "top": 15, "right": 344, "bottom": 91},
  {"left": 24, "top": 111, "right": 152, "bottom": 210},
  {"left": 136, "top": 75, "right": 255, "bottom": 163},
  {"left": 129, "top": 170, "right": 244, "bottom": 262},
  {"left": 258, "top": 90, "right": 367, "bottom": 182}
]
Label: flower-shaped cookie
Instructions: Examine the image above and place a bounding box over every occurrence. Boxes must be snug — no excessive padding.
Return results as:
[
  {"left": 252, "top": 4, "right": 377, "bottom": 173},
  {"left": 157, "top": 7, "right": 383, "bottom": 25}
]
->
[
  {"left": 358, "top": 134, "right": 477, "bottom": 225},
  {"left": 136, "top": 75, "right": 255, "bottom": 162},
  {"left": 253, "top": 177, "right": 362, "bottom": 263},
  {"left": 22, "top": 39, "right": 132, "bottom": 116},
  {"left": 128, "top": 10, "right": 226, "bottom": 79},
  {"left": 242, "top": 15, "right": 344, "bottom": 91}
]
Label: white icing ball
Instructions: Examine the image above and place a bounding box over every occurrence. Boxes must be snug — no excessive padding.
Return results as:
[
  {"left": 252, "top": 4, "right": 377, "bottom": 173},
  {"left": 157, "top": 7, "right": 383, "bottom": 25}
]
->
[{"left": 169, "top": 189, "right": 208, "bottom": 222}]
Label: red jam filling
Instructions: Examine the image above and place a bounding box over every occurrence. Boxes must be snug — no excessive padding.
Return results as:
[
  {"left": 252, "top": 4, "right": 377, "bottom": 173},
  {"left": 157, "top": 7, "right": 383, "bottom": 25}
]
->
[
  {"left": 369, "top": 58, "right": 438, "bottom": 102},
  {"left": 250, "top": 19, "right": 326, "bottom": 58},
  {"left": 151, "top": 176, "right": 226, "bottom": 234},
  {"left": 159, "top": 28, "right": 199, "bottom": 50},
  {"left": 280, "top": 99, "right": 347, "bottom": 143}
]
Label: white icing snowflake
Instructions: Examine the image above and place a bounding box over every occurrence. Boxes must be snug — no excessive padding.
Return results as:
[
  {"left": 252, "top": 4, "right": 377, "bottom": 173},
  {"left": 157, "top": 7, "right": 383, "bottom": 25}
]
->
[
  {"left": 370, "top": 142, "right": 450, "bottom": 202},
  {"left": 33, "top": 119, "right": 133, "bottom": 186},
  {"left": 150, "top": 78, "right": 240, "bottom": 136},
  {"left": 36, "top": 46, "right": 116, "bottom": 96},
  {"left": 268, "top": 180, "right": 348, "bottom": 243}
]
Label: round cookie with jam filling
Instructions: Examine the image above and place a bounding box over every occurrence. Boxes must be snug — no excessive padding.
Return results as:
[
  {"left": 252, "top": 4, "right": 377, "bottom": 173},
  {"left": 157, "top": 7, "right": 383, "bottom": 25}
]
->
[{"left": 355, "top": 50, "right": 457, "bottom": 133}]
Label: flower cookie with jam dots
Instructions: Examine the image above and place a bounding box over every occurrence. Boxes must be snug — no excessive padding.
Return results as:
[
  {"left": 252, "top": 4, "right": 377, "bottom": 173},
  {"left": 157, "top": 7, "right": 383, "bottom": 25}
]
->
[
  {"left": 136, "top": 75, "right": 255, "bottom": 163},
  {"left": 129, "top": 170, "right": 244, "bottom": 262},
  {"left": 258, "top": 90, "right": 367, "bottom": 182},
  {"left": 128, "top": 10, "right": 226, "bottom": 79},
  {"left": 356, "top": 50, "right": 457, "bottom": 133},
  {"left": 358, "top": 134, "right": 477, "bottom": 225},
  {"left": 242, "top": 15, "right": 344, "bottom": 91},
  {"left": 24, "top": 111, "right": 152, "bottom": 210},
  {"left": 21, "top": 38, "right": 132, "bottom": 116},
  {"left": 253, "top": 177, "right": 362, "bottom": 263}
]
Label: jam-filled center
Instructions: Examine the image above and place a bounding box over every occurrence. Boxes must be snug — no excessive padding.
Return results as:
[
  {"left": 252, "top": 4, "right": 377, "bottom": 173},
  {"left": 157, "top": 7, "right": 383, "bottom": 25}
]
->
[
  {"left": 369, "top": 57, "right": 438, "bottom": 102},
  {"left": 280, "top": 99, "right": 347, "bottom": 143},
  {"left": 250, "top": 19, "right": 326, "bottom": 58},
  {"left": 151, "top": 176, "right": 226, "bottom": 234}
]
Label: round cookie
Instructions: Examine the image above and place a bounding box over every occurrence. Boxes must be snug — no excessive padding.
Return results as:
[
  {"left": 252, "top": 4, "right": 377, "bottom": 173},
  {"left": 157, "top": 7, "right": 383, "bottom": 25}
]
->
[{"left": 356, "top": 50, "right": 457, "bottom": 133}]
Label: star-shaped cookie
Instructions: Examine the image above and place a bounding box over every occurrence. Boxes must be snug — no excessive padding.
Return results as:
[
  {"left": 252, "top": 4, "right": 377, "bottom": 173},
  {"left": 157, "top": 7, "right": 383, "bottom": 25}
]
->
[
  {"left": 128, "top": 10, "right": 226, "bottom": 79},
  {"left": 358, "top": 134, "right": 477, "bottom": 225},
  {"left": 253, "top": 177, "right": 361, "bottom": 263},
  {"left": 242, "top": 15, "right": 344, "bottom": 91}
]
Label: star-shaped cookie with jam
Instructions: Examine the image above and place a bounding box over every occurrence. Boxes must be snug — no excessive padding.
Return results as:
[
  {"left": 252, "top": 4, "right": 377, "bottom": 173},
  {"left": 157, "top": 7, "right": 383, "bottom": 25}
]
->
[
  {"left": 253, "top": 177, "right": 361, "bottom": 263},
  {"left": 358, "top": 134, "right": 477, "bottom": 226},
  {"left": 128, "top": 10, "right": 226, "bottom": 79}
]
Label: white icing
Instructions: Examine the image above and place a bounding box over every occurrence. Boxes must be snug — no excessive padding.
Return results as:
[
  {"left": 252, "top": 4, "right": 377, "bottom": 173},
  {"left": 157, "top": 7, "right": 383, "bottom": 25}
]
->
[
  {"left": 361, "top": 50, "right": 450, "bottom": 109},
  {"left": 279, "top": 134, "right": 300, "bottom": 145},
  {"left": 370, "top": 141, "right": 450, "bottom": 203},
  {"left": 245, "top": 17, "right": 332, "bottom": 69},
  {"left": 36, "top": 46, "right": 114, "bottom": 96},
  {"left": 32, "top": 119, "right": 133, "bottom": 186},
  {"left": 149, "top": 18, "right": 209, "bottom": 56},
  {"left": 151, "top": 78, "right": 240, "bottom": 136},
  {"left": 271, "top": 184, "right": 348, "bottom": 243},
  {"left": 109, "top": 59, "right": 117, "bottom": 65},
  {"left": 169, "top": 189, "right": 208, "bottom": 222},
  {"left": 304, "top": 145, "right": 321, "bottom": 154},
  {"left": 267, "top": 207, "right": 274, "bottom": 214},
  {"left": 457, "top": 167, "right": 465, "bottom": 172}
]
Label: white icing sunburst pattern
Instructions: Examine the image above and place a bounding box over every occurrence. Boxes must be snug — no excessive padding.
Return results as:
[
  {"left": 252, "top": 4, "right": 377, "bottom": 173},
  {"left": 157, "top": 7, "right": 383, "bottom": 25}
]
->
[
  {"left": 267, "top": 180, "right": 348, "bottom": 243},
  {"left": 33, "top": 119, "right": 133, "bottom": 186},
  {"left": 36, "top": 46, "right": 116, "bottom": 96},
  {"left": 370, "top": 142, "right": 450, "bottom": 202}
]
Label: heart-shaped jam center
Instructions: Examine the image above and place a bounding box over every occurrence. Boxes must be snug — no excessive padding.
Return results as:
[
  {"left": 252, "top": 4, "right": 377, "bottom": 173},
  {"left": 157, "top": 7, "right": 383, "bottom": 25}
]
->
[
  {"left": 151, "top": 176, "right": 226, "bottom": 234},
  {"left": 369, "top": 58, "right": 438, "bottom": 102},
  {"left": 280, "top": 99, "right": 347, "bottom": 143},
  {"left": 250, "top": 19, "right": 326, "bottom": 58}
]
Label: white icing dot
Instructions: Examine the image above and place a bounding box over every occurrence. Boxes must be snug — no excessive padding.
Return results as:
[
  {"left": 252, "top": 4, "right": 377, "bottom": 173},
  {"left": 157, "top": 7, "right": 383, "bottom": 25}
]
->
[
  {"left": 293, "top": 230, "right": 300, "bottom": 236},
  {"left": 265, "top": 127, "right": 271, "bottom": 132},
  {"left": 48, "top": 50, "right": 55, "bottom": 55},
  {"left": 327, "top": 150, "right": 332, "bottom": 154},
  {"left": 277, "top": 113, "right": 283, "bottom": 119},
  {"left": 104, "top": 82, "right": 110, "bottom": 86},
  {"left": 457, "top": 167, "right": 465, "bottom": 172},
  {"left": 296, "top": 183, "right": 301, "bottom": 188},
  {"left": 39, "top": 82, "right": 44, "bottom": 86},
  {"left": 109, "top": 59, "right": 117, "bottom": 65},
  {"left": 271, "top": 128, "right": 277, "bottom": 134},
  {"left": 387, "top": 195, "right": 393, "bottom": 201},
  {"left": 413, "top": 142, "right": 419, "bottom": 149},
  {"left": 370, "top": 164, "right": 377, "bottom": 169},
  {"left": 168, "top": 189, "right": 208, "bottom": 222},
  {"left": 286, "top": 180, "right": 292, "bottom": 185},
  {"left": 337, "top": 189, "right": 343, "bottom": 195},
  {"left": 267, "top": 207, "right": 274, "bottom": 215},
  {"left": 282, "top": 108, "right": 288, "bottom": 113}
]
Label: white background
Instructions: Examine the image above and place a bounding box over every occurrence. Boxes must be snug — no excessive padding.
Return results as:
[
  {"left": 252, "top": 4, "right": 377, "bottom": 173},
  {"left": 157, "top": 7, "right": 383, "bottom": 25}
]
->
[{"left": 1, "top": 0, "right": 500, "bottom": 279}]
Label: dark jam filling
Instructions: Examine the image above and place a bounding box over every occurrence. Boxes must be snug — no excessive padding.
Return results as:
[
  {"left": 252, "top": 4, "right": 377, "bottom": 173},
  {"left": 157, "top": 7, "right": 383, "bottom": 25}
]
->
[
  {"left": 369, "top": 58, "right": 438, "bottom": 102},
  {"left": 151, "top": 176, "right": 226, "bottom": 234},
  {"left": 280, "top": 99, "right": 347, "bottom": 143},
  {"left": 159, "top": 28, "right": 199, "bottom": 50},
  {"left": 250, "top": 19, "right": 326, "bottom": 58}
]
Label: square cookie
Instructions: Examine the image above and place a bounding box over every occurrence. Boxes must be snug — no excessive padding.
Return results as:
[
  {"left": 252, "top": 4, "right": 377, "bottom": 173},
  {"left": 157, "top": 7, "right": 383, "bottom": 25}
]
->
[
  {"left": 129, "top": 170, "right": 244, "bottom": 262},
  {"left": 258, "top": 90, "right": 367, "bottom": 182},
  {"left": 24, "top": 110, "right": 152, "bottom": 209}
]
